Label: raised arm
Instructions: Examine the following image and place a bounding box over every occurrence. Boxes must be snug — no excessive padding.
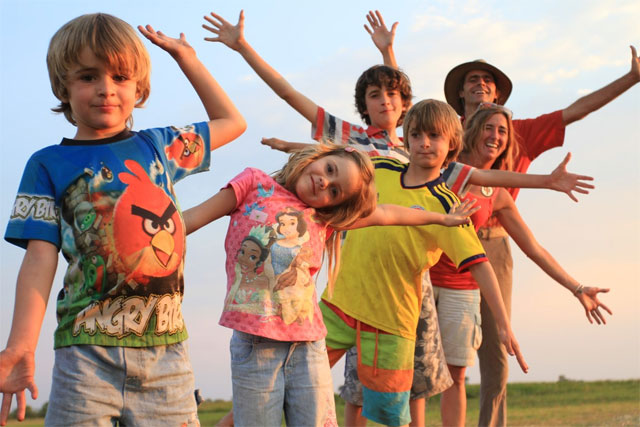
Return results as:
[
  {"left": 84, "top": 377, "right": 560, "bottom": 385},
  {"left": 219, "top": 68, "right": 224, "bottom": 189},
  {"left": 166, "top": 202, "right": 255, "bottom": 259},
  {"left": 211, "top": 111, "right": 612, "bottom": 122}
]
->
[
  {"left": 562, "top": 46, "right": 640, "bottom": 126},
  {"left": 468, "top": 153, "right": 594, "bottom": 202},
  {"left": 183, "top": 187, "right": 237, "bottom": 235},
  {"left": 344, "top": 199, "right": 478, "bottom": 230},
  {"left": 138, "top": 25, "right": 246, "bottom": 150},
  {"left": 202, "top": 10, "right": 318, "bottom": 124},
  {"left": 494, "top": 188, "right": 612, "bottom": 324},
  {"left": 364, "top": 10, "right": 399, "bottom": 69},
  {"left": 0, "top": 240, "right": 58, "bottom": 426},
  {"left": 468, "top": 261, "right": 528, "bottom": 373}
]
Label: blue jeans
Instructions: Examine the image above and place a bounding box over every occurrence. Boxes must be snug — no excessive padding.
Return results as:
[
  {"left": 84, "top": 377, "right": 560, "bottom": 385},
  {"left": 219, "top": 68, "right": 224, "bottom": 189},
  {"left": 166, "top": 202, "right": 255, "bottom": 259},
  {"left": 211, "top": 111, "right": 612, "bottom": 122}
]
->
[
  {"left": 45, "top": 343, "right": 198, "bottom": 426},
  {"left": 230, "top": 331, "right": 337, "bottom": 426}
]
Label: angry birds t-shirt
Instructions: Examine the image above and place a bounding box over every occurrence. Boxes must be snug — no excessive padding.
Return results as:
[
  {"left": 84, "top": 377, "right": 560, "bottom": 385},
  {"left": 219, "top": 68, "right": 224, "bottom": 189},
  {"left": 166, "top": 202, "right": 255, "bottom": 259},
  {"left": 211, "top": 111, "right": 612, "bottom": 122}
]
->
[{"left": 5, "top": 123, "right": 210, "bottom": 348}]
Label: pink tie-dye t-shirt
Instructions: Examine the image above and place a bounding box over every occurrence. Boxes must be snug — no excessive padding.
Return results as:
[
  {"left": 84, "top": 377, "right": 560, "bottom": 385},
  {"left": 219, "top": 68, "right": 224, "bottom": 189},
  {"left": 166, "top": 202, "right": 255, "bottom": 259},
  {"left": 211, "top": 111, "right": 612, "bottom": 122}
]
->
[{"left": 219, "top": 168, "right": 331, "bottom": 341}]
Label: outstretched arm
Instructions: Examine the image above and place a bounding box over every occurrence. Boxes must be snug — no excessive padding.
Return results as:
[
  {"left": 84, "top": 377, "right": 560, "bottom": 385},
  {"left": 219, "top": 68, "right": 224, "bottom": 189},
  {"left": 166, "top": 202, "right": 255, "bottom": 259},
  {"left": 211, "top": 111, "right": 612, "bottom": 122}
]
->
[
  {"left": 0, "top": 240, "right": 57, "bottom": 426},
  {"left": 261, "top": 137, "right": 312, "bottom": 153},
  {"left": 202, "top": 10, "right": 318, "bottom": 124},
  {"left": 469, "top": 262, "right": 528, "bottom": 373},
  {"left": 138, "top": 25, "right": 246, "bottom": 150},
  {"left": 468, "top": 153, "right": 594, "bottom": 202},
  {"left": 562, "top": 46, "right": 640, "bottom": 126},
  {"left": 183, "top": 187, "right": 237, "bottom": 235},
  {"left": 344, "top": 199, "right": 478, "bottom": 230},
  {"left": 495, "top": 188, "right": 612, "bottom": 324},
  {"left": 364, "top": 10, "right": 399, "bottom": 69}
]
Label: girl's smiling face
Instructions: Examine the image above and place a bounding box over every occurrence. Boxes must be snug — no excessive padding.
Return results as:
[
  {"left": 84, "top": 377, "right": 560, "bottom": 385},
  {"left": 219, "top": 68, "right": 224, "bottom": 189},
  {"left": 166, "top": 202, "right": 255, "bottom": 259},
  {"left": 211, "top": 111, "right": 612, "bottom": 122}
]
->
[{"left": 294, "top": 155, "right": 361, "bottom": 208}]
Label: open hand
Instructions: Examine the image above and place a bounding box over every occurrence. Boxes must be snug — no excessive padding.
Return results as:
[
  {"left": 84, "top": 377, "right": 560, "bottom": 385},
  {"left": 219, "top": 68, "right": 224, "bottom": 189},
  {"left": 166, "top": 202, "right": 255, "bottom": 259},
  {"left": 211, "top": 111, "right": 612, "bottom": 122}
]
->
[
  {"left": 577, "top": 286, "right": 612, "bottom": 325},
  {"left": 549, "top": 152, "right": 594, "bottom": 202},
  {"left": 443, "top": 199, "right": 479, "bottom": 226},
  {"left": 364, "top": 10, "right": 397, "bottom": 53},
  {"left": 261, "top": 137, "right": 289, "bottom": 152},
  {"left": 137, "top": 25, "right": 194, "bottom": 60},
  {"left": 203, "top": 10, "right": 245, "bottom": 51},
  {"left": 0, "top": 349, "right": 38, "bottom": 426}
]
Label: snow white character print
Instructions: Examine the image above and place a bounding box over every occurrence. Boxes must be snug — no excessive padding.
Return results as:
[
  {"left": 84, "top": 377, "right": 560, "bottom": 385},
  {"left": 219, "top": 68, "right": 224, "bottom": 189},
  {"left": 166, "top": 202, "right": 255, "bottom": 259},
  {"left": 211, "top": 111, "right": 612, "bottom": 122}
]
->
[{"left": 266, "top": 208, "right": 310, "bottom": 278}]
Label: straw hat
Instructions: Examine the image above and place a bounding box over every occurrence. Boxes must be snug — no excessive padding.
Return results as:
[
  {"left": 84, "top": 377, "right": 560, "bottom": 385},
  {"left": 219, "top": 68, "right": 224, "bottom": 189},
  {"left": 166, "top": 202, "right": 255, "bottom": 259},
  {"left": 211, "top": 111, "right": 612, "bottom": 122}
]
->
[{"left": 444, "top": 59, "right": 513, "bottom": 116}]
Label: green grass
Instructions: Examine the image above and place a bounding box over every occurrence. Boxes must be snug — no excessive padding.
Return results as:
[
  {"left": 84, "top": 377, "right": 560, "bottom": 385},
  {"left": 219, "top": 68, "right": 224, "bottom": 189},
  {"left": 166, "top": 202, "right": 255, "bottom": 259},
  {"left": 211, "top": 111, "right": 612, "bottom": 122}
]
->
[{"left": 7, "top": 379, "right": 639, "bottom": 426}]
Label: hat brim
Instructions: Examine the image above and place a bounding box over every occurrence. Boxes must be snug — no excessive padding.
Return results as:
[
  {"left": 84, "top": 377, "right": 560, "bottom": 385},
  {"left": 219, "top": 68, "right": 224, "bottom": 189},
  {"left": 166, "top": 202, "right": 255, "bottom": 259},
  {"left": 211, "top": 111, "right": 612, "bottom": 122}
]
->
[{"left": 444, "top": 60, "right": 513, "bottom": 116}]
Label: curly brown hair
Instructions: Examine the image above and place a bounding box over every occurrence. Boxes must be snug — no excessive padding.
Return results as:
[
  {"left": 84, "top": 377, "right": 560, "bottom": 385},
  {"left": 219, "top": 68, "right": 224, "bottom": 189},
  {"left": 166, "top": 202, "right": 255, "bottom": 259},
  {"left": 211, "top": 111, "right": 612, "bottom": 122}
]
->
[{"left": 354, "top": 65, "right": 413, "bottom": 127}]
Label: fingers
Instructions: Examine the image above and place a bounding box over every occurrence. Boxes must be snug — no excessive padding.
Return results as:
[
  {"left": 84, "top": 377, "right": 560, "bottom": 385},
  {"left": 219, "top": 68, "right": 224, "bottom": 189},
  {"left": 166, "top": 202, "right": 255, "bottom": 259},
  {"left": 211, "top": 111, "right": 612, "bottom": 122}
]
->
[
  {"left": 505, "top": 336, "right": 528, "bottom": 373},
  {"left": 631, "top": 45, "right": 638, "bottom": 58},
  {"left": 374, "top": 10, "right": 386, "bottom": 27},
  {"left": 27, "top": 382, "right": 38, "bottom": 401},
  {"left": 363, "top": 24, "right": 373, "bottom": 36},
  {"left": 512, "top": 339, "right": 529, "bottom": 374},
  {"left": 15, "top": 390, "right": 25, "bottom": 422},
  {"left": 559, "top": 152, "right": 571, "bottom": 168},
  {"left": 1, "top": 393, "right": 12, "bottom": 426}
]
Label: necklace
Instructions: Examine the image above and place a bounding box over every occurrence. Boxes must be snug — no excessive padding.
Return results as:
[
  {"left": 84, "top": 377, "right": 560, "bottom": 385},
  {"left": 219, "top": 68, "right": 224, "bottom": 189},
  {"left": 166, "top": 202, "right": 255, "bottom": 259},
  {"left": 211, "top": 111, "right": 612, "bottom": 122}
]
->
[
  {"left": 481, "top": 186, "right": 494, "bottom": 197},
  {"left": 242, "top": 273, "right": 258, "bottom": 283}
]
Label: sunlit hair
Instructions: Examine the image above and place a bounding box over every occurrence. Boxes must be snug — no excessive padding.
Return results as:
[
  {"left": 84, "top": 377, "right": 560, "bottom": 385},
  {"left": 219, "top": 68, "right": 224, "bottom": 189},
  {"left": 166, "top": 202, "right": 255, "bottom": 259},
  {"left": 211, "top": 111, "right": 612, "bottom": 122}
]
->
[
  {"left": 402, "top": 99, "right": 463, "bottom": 167},
  {"left": 355, "top": 65, "right": 413, "bottom": 127},
  {"left": 272, "top": 144, "right": 377, "bottom": 295},
  {"left": 462, "top": 104, "right": 519, "bottom": 171},
  {"left": 47, "top": 13, "right": 151, "bottom": 128}
]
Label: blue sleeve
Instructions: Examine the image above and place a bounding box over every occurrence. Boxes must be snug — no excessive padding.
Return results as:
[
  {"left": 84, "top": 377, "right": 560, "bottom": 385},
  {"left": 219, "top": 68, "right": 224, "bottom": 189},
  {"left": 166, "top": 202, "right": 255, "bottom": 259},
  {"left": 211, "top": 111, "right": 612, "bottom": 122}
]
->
[
  {"left": 139, "top": 122, "right": 211, "bottom": 183},
  {"left": 5, "top": 154, "right": 61, "bottom": 249}
]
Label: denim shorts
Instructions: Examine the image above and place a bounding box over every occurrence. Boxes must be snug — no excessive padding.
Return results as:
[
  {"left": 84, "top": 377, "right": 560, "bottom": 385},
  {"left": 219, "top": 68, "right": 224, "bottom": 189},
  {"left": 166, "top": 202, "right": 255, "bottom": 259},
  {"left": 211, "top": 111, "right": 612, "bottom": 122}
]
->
[
  {"left": 230, "top": 330, "right": 337, "bottom": 427},
  {"left": 45, "top": 342, "right": 199, "bottom": 426}
]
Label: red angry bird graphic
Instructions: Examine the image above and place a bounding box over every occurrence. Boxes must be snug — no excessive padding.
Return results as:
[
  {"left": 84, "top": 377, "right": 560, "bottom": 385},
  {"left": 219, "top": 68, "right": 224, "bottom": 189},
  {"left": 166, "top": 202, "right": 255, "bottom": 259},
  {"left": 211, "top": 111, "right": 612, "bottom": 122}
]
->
[
  {"left": 113, "top": 160, "right": 184, "bottom": 284},
  {"left": 165, "top": 132, "right": 204, "bottom": 169}
]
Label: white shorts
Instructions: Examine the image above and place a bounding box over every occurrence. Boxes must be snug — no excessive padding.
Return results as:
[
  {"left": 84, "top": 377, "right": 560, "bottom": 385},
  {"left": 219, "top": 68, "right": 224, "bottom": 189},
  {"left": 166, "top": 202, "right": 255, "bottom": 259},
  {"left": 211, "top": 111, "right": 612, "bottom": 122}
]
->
[{"left": 433, "top": 286, "right": 482, "bottom": 367}]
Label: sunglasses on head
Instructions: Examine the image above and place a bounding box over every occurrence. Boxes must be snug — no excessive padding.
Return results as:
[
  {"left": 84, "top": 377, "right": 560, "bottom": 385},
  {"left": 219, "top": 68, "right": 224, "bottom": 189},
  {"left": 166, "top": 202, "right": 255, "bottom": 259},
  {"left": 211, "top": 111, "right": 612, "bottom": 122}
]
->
[{"left": 476, "top": 102, "right": 513, "bottom": 119}]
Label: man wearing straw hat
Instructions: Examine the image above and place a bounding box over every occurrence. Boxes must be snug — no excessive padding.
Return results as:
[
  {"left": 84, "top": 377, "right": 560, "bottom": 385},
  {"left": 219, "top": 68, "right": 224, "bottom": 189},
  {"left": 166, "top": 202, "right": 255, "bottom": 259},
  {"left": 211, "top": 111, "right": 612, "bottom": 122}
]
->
[{"left": 443, "top": 53, "right": 639, "bottom": 427}]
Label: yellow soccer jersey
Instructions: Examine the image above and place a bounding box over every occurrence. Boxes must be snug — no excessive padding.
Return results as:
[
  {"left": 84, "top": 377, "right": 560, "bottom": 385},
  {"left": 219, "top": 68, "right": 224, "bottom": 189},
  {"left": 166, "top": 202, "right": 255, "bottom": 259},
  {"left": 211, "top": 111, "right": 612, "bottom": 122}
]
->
[{"left": 322, "top": 158, "right": 487, "bottom": 339}]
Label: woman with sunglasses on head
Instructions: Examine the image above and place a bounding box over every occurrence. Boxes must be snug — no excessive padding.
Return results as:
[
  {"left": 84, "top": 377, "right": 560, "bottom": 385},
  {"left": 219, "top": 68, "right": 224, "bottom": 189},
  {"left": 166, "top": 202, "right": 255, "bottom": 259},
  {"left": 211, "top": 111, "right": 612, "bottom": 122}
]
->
[{"left": 427, "top": 103, "right": 612, "bottom": 427}]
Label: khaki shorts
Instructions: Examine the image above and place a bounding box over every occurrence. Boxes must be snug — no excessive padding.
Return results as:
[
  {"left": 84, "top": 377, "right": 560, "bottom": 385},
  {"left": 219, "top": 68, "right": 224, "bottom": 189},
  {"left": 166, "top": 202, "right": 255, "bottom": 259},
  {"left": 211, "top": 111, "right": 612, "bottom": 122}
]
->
[{"left": 433, "top": 286, "right": 482, "bottom": 367}]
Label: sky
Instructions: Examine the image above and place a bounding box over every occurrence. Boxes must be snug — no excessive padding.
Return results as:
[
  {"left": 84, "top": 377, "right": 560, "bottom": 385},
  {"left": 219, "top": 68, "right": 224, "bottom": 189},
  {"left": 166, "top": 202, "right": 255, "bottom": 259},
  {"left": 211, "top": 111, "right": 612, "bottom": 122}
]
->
[{"left": 1, "top": 0, "right": 639, "bottom": 410}]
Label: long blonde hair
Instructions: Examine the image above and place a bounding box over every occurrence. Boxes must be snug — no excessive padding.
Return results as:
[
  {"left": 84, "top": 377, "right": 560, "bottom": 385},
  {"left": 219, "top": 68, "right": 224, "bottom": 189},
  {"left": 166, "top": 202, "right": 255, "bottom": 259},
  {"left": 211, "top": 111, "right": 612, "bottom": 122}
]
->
[
  {"left": 272, "top": 144, "right": 377, "bottom": 295},
  {"left": 47, "top": 13, "right": 151, "bottom": 128},
  {"left": 462, "top": 105, "right": 519, "bottom": 171}
]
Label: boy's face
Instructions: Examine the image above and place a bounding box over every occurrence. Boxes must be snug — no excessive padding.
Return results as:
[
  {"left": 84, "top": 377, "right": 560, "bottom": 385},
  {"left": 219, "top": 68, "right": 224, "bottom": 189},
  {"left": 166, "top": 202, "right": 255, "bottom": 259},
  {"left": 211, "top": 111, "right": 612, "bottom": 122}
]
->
[
  {"left": 459, "top": 70, "right": 499, "bottom": 110},
  {"left": 63, "top": 48, "right": 139, "bottom": 139},
  {"left": 363, "top": 84, "right": 404, "bottom": 131},
  {"left": 407, "top": 123, "right": 452, "bottom": 172}
]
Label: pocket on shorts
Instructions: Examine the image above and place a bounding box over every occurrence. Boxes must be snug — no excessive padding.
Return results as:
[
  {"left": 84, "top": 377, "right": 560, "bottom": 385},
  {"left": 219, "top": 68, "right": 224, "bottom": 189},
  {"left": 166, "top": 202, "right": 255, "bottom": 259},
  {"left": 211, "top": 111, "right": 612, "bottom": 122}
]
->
[
  {"left": 307, "top": 338, "right": 328, "bottom": 356},
  {"left": 472, "top": 312, "right": 483, "bottom": 350},
  {"left": 230, "top": 332, "right": 255, "bottom": 364}
]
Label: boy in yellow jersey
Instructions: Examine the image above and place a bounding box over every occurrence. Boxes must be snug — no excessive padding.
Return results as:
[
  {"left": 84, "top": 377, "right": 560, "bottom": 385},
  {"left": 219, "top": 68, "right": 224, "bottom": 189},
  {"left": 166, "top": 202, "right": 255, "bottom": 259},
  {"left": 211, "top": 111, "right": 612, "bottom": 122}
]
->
[{"left": 319, "top": 100, "right": 527, "bottom": 426}]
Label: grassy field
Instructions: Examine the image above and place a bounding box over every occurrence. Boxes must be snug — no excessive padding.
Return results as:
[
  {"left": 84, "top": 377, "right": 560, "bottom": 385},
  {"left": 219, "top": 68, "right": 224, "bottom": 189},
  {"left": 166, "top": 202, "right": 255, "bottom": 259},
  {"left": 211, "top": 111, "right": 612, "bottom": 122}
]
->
[{"left": 7, "top": 379, "right": 639, "bottom": 426}]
